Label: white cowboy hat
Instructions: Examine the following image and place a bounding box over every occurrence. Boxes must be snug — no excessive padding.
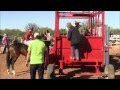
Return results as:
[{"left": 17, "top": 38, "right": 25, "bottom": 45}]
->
[{"left": 75, "top": 20, "right": 80, "bottom": 23}]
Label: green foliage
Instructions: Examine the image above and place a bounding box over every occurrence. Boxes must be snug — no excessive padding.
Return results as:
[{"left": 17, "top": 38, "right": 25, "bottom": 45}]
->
[
  {"left": 25, "top": 23, "right": 54, "bottom": 35},
  {"left": 0, "top": 29, "right": 25, "bottom": 39},
  {"left": 1, "top": 22, "right": 119, "bottom": 40},
  {"left": 110, "top": 28, "right": 120, "bottom": 35},
  {"left": 0, "top": 23, "right": 54, "bottom": 39},
  {"left": 37, "top": 27, "right": 53, "bottom": 34},
  {"left": 60, "top": 28, "right": 67, "bottom": 35},
  {"left": 79, "top": 23, "right": 88, "bottom": 32}
]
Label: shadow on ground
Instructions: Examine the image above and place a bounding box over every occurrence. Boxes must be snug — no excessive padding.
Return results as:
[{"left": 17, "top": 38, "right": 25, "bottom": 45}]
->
[
  {"left": 110, "top": 55, "right": 120, "bottom": 79},
  {"left": 16, "top": 70, "right": 30, "bottom": 76},
  {"left": 56, "top": 66, "right": 98, "bottom": 79}
]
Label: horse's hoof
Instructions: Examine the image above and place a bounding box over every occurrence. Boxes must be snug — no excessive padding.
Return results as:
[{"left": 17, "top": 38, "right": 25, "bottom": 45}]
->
[
  {"left": 7, "top": 72, "right": 10, "bottom": 75},
  {"left": 7, "top": 70, "right": 10, "bottom": 75},
  {"left": 12, "top": 70, "right": 16, "bottom": 76}
]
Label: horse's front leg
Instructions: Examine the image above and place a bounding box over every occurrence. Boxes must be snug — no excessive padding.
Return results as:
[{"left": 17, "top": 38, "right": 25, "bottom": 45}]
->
[{"left": 11, "top": 55, "right": 19, "bottom": 76}]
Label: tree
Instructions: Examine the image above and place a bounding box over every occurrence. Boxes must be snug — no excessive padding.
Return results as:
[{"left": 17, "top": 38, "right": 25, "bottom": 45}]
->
[
  {"left": 60, "top": 28, "right": 67, "bottom": 35},
  {"left": 0, "top": 29, "right": 25, "bottom": 39},
  {"left": 79, "top": 22, "right": 88, "bottom": 35},
  {"left": 24, "top": 23, "right": 55, "bottom": 36},
  {"left": 24, "top": 23, "right": 39, "bottom": 33},
  {"left": 110, "top": 28, "right": 120, "bottom": 35}
]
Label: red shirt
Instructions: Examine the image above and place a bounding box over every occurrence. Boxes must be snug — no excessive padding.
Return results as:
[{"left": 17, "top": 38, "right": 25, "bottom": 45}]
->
[
  {"left": 24, "top": 31, "right": 34, "bottom": 41},
  {"left": 2, "top": 36, "right": 8, "bottom": 45}
]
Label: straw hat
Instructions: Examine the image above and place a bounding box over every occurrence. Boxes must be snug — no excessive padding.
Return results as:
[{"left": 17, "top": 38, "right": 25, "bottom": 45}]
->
[{"left": 3, "top": 34, "right": 7, "bottom": 37}]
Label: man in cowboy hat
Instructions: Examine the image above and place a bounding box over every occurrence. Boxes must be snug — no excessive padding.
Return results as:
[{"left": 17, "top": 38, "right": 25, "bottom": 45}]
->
[
  {"left": 74, "top": 20, "right": 81, "bottom": 30},
  {"left": 75, "top": 20, "right": 80, "bottom": 25}
]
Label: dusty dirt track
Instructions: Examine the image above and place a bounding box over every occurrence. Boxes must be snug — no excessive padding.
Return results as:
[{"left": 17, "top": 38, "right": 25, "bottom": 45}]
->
[{"left": 0, "top": 54, "right": 120, "bottom": 79}]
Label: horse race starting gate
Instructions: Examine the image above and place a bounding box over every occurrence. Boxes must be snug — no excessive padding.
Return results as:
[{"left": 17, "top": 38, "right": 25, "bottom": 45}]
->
[{"left": 48, "top": 11, "right": 115, "bottom": 78}]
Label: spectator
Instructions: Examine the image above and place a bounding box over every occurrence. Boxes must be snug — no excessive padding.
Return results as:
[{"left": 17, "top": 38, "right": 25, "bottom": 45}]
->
[
  {"left": 44, "top": 30, "right": 52, "bottom": 53},
  {"left": 2, "top": 34, "right": 9, "bottom": 53}
]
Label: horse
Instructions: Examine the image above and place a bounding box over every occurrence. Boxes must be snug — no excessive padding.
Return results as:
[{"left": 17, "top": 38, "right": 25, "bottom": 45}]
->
[
  {"left": 6, "top": 43, "right": 28, "bottom": 76},
  {"left": 6, "top": 41, "right": 50, "bottom": 76}
]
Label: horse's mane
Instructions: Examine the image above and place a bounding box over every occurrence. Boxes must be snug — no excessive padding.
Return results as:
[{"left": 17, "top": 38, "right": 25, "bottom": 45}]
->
[{"left": 9, "top": 43, "right": 28, "bottom": 48}]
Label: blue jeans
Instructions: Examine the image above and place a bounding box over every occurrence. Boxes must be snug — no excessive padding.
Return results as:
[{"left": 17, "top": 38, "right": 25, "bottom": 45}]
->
[
  {"left": 3, "top": 45, "right": 9, "bottom": 53},
  {"left": 30, "top": 64, "right": 44, "bottom": 79},
  {"left": 71, "top": 44, "right": 80, "bottom": 59}
]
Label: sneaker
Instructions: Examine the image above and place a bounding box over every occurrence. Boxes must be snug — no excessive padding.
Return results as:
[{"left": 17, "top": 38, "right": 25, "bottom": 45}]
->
[{"left": 76, "top": 58, "right": 79, "bottom": 60}]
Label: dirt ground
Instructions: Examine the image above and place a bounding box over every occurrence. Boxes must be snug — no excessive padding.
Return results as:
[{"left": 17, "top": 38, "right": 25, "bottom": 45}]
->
[{"left": 0, "top": 54, "right": 120, "bottom": 79}]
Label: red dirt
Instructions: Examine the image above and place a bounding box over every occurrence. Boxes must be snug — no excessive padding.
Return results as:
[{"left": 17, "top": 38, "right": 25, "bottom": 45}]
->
[{"left": 0, "top": 54, "right": 120, "bottom": 79}]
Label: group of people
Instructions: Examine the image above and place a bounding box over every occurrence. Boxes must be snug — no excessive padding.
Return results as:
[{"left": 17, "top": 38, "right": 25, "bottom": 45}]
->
[
  {"left": 66, "top": 20, "right": 103, "bottom": 61},
  {"left": 1, "top": 21, "right": 84, "bottom": 79},
  {"left": 24, "top": 26, "right": 53, "bottom": 46},
  {"left": 1, "top": 27, "right": 53, "bottom": 79}
]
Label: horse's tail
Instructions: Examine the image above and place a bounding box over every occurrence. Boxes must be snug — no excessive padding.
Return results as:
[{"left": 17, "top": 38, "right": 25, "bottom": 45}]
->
[{"left": 6, "top": 47, "right": 11, "bottom": 69}]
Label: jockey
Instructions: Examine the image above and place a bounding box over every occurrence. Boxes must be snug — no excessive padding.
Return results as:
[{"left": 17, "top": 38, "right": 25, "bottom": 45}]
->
[{"left": 24, "top": 26, "right": 34, "bottom": 45}]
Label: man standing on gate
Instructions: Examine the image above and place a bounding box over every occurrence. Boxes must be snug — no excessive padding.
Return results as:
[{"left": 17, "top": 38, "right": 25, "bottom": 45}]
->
[
  {"left": 67, "top": 22, "right": 81, "bottom": 60},
  {"left": 26, "top": 32, "right": 47, "bottom": 79}
]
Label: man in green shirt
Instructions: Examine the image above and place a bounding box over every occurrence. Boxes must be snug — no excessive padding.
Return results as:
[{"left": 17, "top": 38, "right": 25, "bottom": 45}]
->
[{"left": 26, "top": 32, "right": 47, "bottom": 79}]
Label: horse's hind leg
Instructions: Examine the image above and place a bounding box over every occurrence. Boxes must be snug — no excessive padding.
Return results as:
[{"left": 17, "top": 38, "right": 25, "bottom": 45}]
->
[
  {"left": 7, "top": 60, "right": 11, "bottom": 75},
  {"left": 11, "top": 55, "right": 19, "bottom": 76}
]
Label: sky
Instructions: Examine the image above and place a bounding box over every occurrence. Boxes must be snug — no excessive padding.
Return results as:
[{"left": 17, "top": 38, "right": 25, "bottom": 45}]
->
[{"left": 0, "top": 11, "right": 120, "bottom": 31}]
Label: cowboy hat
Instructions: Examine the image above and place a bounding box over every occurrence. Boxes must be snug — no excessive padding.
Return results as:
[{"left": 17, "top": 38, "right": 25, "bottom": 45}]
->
[{"left": 75, "top": 20, "right": 80, "bottom": 23}]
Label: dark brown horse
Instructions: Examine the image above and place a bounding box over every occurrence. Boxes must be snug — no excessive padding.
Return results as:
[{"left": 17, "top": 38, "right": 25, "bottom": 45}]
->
[
  {"left": 6, "top": 43, "right": 28, "bottom": 76},
  {"left": 6, "top": 41, "right": 50, "bottom": 76}
]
